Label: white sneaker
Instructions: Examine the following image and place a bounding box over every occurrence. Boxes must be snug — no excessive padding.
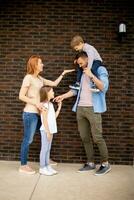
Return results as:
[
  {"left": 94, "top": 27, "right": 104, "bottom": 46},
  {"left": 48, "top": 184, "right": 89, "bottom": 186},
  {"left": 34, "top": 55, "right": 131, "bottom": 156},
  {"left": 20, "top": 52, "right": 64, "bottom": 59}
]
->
[
  {"left": 39, "top": 167, "right": 55, "bottom": 176},
  {"left": 47, "top": 165, "right": 58, "bottom": 174},
  {"left": 90, "top": 88, "right": 100, "bottom": 92}
]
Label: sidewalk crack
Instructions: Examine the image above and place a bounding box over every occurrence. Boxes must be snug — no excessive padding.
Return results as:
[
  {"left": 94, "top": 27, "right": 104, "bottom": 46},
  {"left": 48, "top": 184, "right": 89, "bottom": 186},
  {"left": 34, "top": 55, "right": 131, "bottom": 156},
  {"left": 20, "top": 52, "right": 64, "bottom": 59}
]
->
[{"left": 29, "top": 174, "right": 41, "bottom": 200}]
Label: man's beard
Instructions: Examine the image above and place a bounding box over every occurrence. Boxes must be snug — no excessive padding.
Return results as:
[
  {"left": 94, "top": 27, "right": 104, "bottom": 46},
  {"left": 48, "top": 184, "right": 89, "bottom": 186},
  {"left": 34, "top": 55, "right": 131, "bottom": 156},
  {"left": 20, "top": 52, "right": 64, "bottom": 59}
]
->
[{"left": 81, "top": 64, "right": 87, "bottom": 69}]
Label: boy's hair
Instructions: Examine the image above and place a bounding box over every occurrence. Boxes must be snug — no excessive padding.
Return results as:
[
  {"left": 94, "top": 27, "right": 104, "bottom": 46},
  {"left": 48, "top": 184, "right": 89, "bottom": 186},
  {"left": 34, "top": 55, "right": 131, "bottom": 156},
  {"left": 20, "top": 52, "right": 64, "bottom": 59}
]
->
[
  {"left": 70, "top": 35, "right": 84, "bottom": 48},
  {"left": 27, "top": 55, "right": 42, "bottom": 74},
  {"left": 75, "top": 51, "right": 88, "bottom": 60},
  {"left": 40, "top": 85, "right": 52, "bottom": 102}
]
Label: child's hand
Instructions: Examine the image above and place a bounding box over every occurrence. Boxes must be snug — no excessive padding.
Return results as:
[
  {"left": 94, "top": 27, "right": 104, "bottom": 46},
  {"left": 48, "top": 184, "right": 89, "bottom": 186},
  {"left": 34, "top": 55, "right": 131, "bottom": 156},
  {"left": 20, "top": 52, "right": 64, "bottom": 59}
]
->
[
  {"left": 53, "top": 95, "right": 64, "bottom": 102},
  {"left": 47, "top": 132, "right": 52, "bottom": 142}
]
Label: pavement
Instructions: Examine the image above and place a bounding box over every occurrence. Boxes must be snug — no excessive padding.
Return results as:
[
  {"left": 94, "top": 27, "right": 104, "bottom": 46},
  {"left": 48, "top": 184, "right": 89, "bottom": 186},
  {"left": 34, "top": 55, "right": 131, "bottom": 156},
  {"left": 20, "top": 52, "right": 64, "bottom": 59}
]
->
[{"left": 0, "top": 161, "right": 133, "bottom": 200}]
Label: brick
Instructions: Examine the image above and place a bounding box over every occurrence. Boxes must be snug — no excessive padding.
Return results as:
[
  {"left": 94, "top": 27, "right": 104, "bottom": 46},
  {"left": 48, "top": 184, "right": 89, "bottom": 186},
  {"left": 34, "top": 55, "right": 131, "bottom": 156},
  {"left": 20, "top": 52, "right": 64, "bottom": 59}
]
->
[{"left": 0, "top": 0, "right": 133, "bottom": 165}]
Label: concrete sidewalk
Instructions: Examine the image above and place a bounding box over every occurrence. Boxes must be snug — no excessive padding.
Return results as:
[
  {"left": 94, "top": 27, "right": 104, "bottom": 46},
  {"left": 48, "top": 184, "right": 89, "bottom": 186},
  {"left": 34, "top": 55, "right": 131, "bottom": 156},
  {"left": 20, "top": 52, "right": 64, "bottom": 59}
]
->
[{"left": 0, "top": 161, "right": 133, "bottom": 200}]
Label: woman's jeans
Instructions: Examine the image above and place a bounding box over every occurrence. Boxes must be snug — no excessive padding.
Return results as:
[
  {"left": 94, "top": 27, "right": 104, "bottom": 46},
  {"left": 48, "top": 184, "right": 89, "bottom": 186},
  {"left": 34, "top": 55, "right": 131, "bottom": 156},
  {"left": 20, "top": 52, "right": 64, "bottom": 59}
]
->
[
  {"left": 40, "top": 130, "right": 53, "bottom": 168},
  {"left": 20, "top": 112, "right": 41, "bottom": 165}
]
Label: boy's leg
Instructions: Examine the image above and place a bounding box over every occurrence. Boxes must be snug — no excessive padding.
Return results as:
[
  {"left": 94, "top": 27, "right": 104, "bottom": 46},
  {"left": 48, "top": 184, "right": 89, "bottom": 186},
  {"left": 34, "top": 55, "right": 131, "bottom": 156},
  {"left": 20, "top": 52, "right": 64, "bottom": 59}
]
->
[
  {"left": 91, "top": 60, "right": 102, "bottom": 77},
  {"left": 76, "top": 66, "right": 83, "bottom": 83},
  {"left": 69, "top": 66, "right": 82, "bottom": 90},
  {"left": 90, "top": 60, "right": 102, "bottom": 92}
]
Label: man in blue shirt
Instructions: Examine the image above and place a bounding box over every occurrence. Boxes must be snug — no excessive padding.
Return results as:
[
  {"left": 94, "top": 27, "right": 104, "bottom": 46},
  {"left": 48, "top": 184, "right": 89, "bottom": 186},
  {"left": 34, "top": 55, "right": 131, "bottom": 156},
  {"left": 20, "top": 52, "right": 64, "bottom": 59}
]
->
[{"left": 55, "top": 51, "right": 111, "bottom": 176}]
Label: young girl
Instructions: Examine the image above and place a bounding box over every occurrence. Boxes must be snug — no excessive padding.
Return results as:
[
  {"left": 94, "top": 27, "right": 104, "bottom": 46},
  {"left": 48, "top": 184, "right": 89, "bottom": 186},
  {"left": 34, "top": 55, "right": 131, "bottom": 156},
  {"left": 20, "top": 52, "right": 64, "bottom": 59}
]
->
[{"left": 39, "top": 85, "right": 62, "bottom": 176}]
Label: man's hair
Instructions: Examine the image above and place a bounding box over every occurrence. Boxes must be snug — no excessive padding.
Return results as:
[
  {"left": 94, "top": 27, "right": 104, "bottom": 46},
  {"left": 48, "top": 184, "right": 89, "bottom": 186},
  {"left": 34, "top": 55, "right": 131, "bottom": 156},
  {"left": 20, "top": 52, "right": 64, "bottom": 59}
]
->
[
  {"left": 75, "top": 51, "right": 88, "bottom": 60},
  {"left": 70, "top": 35, "right": 84, "bottom": 48},
  {"left": 40, "top": 85, "right": 52, "bottom": 102}
]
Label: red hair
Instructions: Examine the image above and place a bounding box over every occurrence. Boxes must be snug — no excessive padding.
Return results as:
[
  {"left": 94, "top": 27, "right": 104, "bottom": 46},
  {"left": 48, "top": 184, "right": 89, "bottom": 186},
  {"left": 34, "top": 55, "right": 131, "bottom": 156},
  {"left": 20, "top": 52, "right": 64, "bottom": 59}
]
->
[{"left": 26, "top": 55, "right": 42, "bottom": 74}]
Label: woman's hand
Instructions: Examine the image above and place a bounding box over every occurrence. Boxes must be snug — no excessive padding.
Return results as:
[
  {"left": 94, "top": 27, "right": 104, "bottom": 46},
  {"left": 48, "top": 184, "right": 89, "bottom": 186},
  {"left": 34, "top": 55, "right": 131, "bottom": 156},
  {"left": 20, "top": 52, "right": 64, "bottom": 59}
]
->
[
  {"left": 62, "top": 69, "right": 75, "bottom": 75},
  {"left": 35, "top": 102, "right": 45, "bottom": 111}
]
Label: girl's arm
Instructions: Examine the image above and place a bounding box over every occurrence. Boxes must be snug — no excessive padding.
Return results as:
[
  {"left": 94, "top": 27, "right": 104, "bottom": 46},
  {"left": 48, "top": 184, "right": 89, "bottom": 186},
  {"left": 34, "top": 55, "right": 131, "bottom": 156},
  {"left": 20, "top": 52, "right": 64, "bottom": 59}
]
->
[
  {"left": 42, "top": 109, "right": 52, "bottom": 141},
  {"left": 55, "top": 101, "right": 62, "bottom": 118},
  {"left": 43, "top": 69, "right": 75, "bottom": 87}
]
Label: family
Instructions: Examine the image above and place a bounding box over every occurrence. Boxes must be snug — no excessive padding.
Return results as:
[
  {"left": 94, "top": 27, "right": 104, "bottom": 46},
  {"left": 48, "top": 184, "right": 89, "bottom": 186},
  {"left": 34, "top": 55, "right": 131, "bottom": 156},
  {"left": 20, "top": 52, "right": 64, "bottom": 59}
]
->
[{"left": 19, "top": 35, "right": 111, "bottom": 176}]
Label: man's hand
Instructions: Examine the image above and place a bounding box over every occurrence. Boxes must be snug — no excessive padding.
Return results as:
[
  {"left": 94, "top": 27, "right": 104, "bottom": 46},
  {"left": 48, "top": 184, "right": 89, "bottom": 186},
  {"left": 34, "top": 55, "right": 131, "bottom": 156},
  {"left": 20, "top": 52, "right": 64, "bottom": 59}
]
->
[
  {"left": 83, "top": 67, "right": 94, "bottom": 78},
  {"left": 54, "top": 95, "right": 64, "bottom": 103}
]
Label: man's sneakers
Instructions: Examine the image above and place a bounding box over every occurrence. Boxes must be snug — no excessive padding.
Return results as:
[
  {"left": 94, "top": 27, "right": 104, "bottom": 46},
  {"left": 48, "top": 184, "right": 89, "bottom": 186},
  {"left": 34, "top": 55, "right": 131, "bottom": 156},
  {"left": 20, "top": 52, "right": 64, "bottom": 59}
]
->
[
  {"left": 78, "top": 162, "right": 111, "bottom": 176},
  {"left": 39, "top": 165, "right": 58, "bottom": 176},
  {"left": 78, "top": 163, "right": 96, "bottom": 173},
  {"left": 95, "top": 163, "right": 111, "bottom": 176},
  {"left": 69, "top": 82, "right": 80, "bottom": 90}
]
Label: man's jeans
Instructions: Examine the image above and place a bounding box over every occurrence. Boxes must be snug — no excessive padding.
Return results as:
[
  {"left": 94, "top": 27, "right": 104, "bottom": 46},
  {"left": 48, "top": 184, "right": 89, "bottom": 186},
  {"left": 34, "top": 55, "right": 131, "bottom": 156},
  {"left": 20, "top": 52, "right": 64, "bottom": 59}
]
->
[
  {"left": 76, "top": 106, "right": 108, "bottom": 162},
  {"left": 20, "top": 112, "right": 41, "bottom": 165}
]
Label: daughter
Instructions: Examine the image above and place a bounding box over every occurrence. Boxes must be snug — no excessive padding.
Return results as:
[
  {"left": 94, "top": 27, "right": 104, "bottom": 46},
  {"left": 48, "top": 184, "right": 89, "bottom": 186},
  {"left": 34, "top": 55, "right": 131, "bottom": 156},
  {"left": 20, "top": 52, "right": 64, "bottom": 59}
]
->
[{"left": 39, "top": 85, "right": 62, "bottom": 176}]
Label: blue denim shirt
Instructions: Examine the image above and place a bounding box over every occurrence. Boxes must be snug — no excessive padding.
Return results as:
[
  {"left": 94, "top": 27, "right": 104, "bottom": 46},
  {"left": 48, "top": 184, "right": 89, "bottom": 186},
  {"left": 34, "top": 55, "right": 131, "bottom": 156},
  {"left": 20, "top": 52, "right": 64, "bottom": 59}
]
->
[{"left": 72, "top": 66, "right": 109, "bottom": 113}]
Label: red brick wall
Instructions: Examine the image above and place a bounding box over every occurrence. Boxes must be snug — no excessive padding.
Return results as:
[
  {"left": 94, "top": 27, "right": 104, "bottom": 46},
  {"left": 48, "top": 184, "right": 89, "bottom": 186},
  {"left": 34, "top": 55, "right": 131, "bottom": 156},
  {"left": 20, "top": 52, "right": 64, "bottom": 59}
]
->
[{"left": 0, "top": 0, "right": 133, "bottom": 165}]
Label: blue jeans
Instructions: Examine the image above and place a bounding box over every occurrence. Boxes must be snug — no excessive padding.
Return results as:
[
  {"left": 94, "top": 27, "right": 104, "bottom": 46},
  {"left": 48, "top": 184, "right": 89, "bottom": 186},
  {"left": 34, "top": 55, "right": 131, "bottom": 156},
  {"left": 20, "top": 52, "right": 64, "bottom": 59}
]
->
[
  {"left": 76, "top": 60, "right": 102, "bottom": 82},
  {"left": 40, "top": 130, "right": 53, "bottom": 168},
  {"left": 20, "top": 112, "right": 41, "bottom": 165}
]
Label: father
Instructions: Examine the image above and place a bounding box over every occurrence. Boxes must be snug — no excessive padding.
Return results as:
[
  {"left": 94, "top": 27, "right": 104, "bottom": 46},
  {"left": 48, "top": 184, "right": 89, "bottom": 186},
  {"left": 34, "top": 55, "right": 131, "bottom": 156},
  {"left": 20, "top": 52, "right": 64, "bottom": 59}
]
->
[{"left": 55, "top": 51, "right": 111, "bottom": 176}]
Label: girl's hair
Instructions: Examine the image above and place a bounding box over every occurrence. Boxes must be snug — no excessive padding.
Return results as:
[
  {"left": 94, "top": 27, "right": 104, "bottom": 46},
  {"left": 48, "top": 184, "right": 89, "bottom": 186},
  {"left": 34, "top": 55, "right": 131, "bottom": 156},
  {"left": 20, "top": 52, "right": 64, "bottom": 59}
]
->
[
  {"left": 27, "top": 55, "right": 42, "bottom": 74},
  {"left": 70, "top": 35, "right": 84, "bottom": 48},
  {"left": 40, "top": 85, "right": 52, "bottom": 102}
]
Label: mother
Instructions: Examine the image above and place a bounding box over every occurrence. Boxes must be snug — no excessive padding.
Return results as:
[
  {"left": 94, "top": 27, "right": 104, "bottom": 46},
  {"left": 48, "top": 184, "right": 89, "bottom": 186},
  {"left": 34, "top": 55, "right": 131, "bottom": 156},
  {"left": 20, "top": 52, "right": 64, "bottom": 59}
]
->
[{"left": 19, "top": 55, "right": 74, "bottom": 174}]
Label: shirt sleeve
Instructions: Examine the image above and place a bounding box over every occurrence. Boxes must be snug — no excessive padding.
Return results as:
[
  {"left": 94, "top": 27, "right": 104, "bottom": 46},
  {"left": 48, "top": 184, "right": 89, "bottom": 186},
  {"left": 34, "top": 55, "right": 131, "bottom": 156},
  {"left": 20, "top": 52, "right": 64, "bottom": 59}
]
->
[
  {"left": 97, "top": 67, "right": 109, "bottom": 93},
  {"left": 70, "top": 89, "right": 78, "bottom": 96},
  {"left": 22, "top": 75, "right": 31, "bottom": 87}
]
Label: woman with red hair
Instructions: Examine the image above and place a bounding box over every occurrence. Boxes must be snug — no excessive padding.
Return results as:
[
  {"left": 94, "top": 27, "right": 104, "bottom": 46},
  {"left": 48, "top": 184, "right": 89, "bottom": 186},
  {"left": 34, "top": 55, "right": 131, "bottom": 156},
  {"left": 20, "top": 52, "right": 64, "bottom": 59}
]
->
[{"left": 19, "top": 55, "right": 74, "bottom": 174}]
